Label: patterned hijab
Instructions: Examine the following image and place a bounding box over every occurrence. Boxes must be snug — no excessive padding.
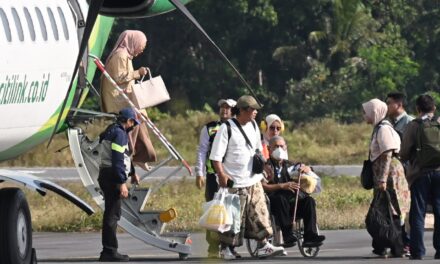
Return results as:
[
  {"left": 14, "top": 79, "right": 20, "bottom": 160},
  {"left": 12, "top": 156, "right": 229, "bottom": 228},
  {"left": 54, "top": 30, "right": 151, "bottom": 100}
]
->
[
  {"left": 105, "top": 30, "right": 147, "bottom": 64},
  {"left": 362, "top": 98, "right": 387, "bottom": 126}
]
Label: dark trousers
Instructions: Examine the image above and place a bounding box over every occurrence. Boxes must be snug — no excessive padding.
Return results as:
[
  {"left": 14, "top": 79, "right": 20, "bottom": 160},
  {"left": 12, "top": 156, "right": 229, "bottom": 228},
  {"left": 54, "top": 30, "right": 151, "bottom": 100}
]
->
[
  {"left": 409, "top": 170, "right": 440, "bottom": 257},
  {"left": 268, "top": 190, "right": 318, "bottom": 240},
  {"left": 204, "top": 173, "right": 219, "bottom": 253},
  {"left": 99, "top": 168, "right": 122, "bottom": 254}
]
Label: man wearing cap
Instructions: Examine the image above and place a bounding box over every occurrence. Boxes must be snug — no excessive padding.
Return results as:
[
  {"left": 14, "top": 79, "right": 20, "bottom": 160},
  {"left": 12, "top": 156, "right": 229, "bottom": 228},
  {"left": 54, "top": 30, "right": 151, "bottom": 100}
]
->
[
  {"left": 210, "top": 95, "right": 285, "bottom": 259},
  {"left": 195, "top": 98, "right": 237, "bottom": 258},
  {"left": 98, "top": 107, "right": 140, "bottom": 262}
]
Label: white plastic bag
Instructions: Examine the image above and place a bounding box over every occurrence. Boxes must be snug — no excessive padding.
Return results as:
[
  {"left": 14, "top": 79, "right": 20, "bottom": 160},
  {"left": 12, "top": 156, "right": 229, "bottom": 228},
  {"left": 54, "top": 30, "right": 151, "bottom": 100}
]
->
[
  {"left": 199, "top": 188, "right": 233, "bottom": 233},
  {"left": 220, "top": 189, "right": 241, "bottom": 234}
]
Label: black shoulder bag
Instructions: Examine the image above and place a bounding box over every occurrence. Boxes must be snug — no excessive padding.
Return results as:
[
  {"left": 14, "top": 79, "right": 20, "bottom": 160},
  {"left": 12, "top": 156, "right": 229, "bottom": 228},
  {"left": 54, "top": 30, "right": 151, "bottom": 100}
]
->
[
  {"left": 361, "top": 119, "right": 396, "bottom": 190},
  {"left": 231, "top": 119, "right": 266, "bottom": 174}
]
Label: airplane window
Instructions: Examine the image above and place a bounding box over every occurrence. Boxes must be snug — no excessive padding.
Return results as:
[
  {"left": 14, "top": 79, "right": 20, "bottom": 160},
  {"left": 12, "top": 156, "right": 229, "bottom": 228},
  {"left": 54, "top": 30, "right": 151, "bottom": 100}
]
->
[
  {"left": 47, "top": 8, "right": 59, "bottom": 41},
  {"left": 23, "top": 8, "right": 36, "bottom": 41},
  {"left": 11, "top": 8, "right": 24, "bottom": 41},
  {"left": 0, "top": 8, "right": 12, "bottom": 42},
  {"left": 57, "top": 7, "right": 69, "bottom": 40},
  {"left": 35, "top": 7, "right": 47, "bottom": 41}
]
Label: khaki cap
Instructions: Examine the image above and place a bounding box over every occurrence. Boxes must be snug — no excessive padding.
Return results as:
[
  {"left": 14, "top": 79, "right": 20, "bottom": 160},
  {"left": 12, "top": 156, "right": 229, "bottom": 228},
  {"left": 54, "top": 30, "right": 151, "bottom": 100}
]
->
[{"left": 236, "top": 95, "right": 261, "bottom": 109}]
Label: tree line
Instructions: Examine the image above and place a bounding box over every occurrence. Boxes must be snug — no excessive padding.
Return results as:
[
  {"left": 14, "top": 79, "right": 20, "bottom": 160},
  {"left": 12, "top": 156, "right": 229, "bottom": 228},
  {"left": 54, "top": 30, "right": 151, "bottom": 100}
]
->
[{"left": 89, "top": 0, "right": 440, "bottom": 124}]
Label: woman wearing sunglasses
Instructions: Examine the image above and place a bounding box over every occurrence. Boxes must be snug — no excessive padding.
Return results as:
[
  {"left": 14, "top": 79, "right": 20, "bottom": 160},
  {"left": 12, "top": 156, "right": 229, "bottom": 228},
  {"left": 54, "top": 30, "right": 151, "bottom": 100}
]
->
[{"left": 260, "top": 114, "right": 285, "bottom": 159}]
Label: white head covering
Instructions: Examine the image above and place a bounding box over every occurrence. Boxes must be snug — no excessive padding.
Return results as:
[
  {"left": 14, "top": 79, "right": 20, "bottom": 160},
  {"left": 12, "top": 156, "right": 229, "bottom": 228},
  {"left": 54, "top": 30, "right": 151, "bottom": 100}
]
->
[{"left": 265, "top": 114, "right": 282, "bottom": 129}]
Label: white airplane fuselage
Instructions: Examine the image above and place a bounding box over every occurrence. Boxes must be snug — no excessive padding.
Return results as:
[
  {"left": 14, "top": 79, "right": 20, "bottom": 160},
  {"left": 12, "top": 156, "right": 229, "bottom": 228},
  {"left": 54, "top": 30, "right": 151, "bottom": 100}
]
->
[{"left": 0, "top": 0, "right": 83, "bottom": 160}]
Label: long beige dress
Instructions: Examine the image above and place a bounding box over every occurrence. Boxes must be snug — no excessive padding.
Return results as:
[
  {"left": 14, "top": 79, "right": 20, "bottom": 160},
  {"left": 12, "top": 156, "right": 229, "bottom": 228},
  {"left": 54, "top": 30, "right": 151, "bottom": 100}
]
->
[{"left": 100, "top": 50, "right": 157, "bottom": 164}]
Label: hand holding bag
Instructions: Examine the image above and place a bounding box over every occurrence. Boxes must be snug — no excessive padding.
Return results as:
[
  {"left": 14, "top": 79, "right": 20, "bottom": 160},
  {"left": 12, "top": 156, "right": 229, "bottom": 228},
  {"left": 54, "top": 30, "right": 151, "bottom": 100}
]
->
[{"left": 132, "top": 68, "right": 170, "bottom": 109}]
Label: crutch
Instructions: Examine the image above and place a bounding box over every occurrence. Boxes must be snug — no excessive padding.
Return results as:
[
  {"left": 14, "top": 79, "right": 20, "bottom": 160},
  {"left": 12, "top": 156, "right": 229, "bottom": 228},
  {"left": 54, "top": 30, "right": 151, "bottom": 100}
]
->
[{"left": 89, "top": 54, "right": 192, "bottom": 176}]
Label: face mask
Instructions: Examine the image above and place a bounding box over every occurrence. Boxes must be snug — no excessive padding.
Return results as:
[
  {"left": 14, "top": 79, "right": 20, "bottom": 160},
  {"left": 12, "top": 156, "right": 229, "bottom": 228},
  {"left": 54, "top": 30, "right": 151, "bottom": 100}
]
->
[
  {"left": 271, "top": 147, "right": 288, "bottom": 161},
  {"left": 126, "top": 125, "right": 135, "bottom": 133}
]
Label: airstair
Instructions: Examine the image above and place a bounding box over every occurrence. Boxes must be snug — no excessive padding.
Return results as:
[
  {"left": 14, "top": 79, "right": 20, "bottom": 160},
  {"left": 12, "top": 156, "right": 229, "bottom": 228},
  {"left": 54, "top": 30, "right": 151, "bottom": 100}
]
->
[{"left": 67, "top": 55, "right": 193, "bottom": 260}]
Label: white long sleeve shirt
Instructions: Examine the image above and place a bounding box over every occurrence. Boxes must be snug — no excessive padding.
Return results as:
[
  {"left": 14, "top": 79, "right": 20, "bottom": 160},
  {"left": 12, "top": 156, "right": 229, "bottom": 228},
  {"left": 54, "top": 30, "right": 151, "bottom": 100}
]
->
[{"left": 195, "top": 125, "right": 210, "bottom": 177}]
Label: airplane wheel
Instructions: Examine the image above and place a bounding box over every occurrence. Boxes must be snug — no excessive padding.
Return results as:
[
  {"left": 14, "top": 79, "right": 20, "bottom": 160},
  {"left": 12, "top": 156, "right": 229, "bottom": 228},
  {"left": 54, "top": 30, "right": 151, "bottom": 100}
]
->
[
  {"left": 179, "top": 253, "right": 188, "bottom": 260},
  {"left": 0, "top": 188, "right": 33, "bottom": 264}
]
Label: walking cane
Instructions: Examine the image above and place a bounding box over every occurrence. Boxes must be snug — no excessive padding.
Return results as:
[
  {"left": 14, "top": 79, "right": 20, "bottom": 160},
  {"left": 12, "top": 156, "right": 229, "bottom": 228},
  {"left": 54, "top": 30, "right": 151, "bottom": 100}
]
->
[{"left": 292, "top": 172, "right": 302, "bottom": 224}]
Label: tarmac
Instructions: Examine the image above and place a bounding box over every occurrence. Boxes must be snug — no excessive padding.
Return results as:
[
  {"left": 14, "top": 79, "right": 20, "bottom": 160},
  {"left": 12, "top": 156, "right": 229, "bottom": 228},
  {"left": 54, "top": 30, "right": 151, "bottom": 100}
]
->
[{"left": 35, "top": 230, "right": 439, "bottom": 263}]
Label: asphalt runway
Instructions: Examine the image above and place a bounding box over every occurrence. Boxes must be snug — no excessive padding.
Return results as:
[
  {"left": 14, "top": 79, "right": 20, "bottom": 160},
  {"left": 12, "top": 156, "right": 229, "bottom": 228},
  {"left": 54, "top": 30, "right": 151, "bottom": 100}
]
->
[{"left": 35, "top": 230, "right": 439, "bottom": 263}]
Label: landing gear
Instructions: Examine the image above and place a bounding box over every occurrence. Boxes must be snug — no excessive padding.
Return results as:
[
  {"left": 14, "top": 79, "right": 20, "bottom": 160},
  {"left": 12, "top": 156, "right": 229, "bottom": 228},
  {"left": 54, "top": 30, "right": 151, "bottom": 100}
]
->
[
  {"left": 0, "top": 188, "right": 33, "bottom": 264},
  {"left": 179, "top": 253, "right": 189, "bottom": 260}
]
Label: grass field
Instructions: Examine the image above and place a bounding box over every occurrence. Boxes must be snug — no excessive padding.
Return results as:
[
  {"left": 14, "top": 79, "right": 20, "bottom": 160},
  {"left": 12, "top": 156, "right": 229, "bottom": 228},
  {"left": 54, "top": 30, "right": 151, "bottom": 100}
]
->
[
  {"left": 0, "top": 113, "right": 372, "bottom": 167},
  {"left": 17, "top": 176, "right": 372, "bottom": 232},
  {"left": 0, "top": 112, "right": 374, "bottom": 231}
]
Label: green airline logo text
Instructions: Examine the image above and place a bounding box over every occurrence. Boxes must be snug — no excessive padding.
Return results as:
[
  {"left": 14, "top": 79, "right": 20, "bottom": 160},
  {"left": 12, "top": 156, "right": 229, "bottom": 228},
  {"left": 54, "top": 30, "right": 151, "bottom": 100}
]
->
[{"left": 0, "top": 73, "right": 50, "bottom": 105}]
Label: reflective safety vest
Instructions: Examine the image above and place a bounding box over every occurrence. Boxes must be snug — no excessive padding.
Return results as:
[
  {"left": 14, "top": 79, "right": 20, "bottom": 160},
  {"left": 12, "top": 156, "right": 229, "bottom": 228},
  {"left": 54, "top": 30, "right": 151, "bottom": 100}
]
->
[
  {"left": 206, "top": 121, "right": 222, "bottom": 174},
  {"left": 99, "top": 123, "right": 131, "bottom": 183}
]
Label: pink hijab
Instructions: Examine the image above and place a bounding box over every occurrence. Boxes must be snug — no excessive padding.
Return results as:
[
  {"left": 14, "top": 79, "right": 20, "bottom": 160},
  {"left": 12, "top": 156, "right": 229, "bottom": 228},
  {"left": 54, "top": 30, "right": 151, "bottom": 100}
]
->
[
  {"left": 362, "top": 98, "right": 401, "bottom": 161},
  {"left": 105, "top": 30, "right": 147, "bottom": 64},
  {"left": 362, "top": 98, "right": 387, "bottom": 126}
]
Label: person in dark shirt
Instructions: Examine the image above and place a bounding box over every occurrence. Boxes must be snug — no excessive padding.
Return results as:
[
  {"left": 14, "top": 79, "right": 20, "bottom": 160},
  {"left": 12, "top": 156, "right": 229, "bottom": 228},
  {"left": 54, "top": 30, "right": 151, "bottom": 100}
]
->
[
  {"left": 262, "top": 136, "right": 325, "bottom": 247},
  {"left": 98, "top": 107, "right": 140, "bottom": 262}
]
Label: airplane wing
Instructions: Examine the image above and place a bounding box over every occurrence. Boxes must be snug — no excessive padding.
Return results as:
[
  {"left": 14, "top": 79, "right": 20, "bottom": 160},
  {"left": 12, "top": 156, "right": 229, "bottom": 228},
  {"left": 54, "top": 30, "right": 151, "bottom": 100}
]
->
[{"left": 0, "top": 169, "right": 94, "bottom": 215}]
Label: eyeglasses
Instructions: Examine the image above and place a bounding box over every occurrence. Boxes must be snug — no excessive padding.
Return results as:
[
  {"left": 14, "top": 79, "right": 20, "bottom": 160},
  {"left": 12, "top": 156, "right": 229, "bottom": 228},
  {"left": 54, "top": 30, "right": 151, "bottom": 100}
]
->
[{"left": 270, "top": 126, "right": 281, "bottom": 131}]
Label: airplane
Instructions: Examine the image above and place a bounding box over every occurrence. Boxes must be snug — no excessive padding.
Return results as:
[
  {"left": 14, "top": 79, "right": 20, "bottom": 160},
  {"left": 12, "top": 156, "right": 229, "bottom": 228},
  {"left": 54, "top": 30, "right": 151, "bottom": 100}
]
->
[{"left": 0, "top": 0, "right": 259, "bottom": 263}]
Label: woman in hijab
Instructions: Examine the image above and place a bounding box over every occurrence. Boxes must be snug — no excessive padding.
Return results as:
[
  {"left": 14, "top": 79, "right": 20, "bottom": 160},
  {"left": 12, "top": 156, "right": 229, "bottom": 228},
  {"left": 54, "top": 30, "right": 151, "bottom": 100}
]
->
[
  {"left": 101, "top": 30, "right": 156, "bottom": 170},
  {"left": 362, "top": 98, "right": 410, "bottom": 258},
  {"left": 261, "top": 114, "right": 284, "bottom": 159}
]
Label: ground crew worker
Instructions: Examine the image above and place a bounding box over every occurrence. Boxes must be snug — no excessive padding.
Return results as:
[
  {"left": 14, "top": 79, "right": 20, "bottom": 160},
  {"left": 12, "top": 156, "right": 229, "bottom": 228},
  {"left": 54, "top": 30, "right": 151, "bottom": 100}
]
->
[
  {"left": 195, "top": 98, "right": 237, "bottom": 258},
  {"left": 98, "top": 107, "right": 140, "bottom": 262}
]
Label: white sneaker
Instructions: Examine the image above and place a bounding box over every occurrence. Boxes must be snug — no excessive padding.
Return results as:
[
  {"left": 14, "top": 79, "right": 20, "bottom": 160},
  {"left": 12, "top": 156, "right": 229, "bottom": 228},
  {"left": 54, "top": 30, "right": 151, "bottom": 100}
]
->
[
  {"left": 257, "top": 242, "right": 285, "bottom": 258},
  {"left": 220, "top": 247, "right": 236, "bottom": 260}
]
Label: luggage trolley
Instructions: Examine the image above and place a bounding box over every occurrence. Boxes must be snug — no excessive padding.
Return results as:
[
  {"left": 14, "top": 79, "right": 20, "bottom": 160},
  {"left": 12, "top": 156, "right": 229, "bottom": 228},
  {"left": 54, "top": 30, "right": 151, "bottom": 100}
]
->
[{"left": 67, "top": 54, "right": 193, "bottom": 260}]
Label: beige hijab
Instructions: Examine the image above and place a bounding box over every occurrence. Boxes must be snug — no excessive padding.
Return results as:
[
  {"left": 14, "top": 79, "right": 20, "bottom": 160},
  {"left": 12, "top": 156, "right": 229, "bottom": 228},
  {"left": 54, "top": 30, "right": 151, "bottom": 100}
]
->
[
  {"left": 105, "top": 30, "right": 147, "bottom": 64},
  {"left": 362, "top": 98, "right": 387, "bottom": 126},
  {"left": 362, "top": 98, "right": 401, "bottom": 161}
]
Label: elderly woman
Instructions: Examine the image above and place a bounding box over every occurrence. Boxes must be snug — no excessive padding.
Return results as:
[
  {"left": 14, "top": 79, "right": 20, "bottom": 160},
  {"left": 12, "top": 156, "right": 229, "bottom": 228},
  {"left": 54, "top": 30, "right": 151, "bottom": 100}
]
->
[
  {"left": 261, "top": 114, "right": 284, "bottom": 159},
  {"left": 362, "top": 98, "right": 410, "bottom": 258},
  {"left": 101, "top": 30, "right": 156, "bottom": 170}
]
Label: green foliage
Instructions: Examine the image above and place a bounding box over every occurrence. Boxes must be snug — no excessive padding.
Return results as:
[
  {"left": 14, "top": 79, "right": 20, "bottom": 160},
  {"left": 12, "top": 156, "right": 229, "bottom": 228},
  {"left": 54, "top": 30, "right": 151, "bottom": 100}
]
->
[
  {"left": 92, "top": 0, "right": 438, "bottom": 124},
  {"left": 358, "top": 42, "right": 419, "bottom": 96}
]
